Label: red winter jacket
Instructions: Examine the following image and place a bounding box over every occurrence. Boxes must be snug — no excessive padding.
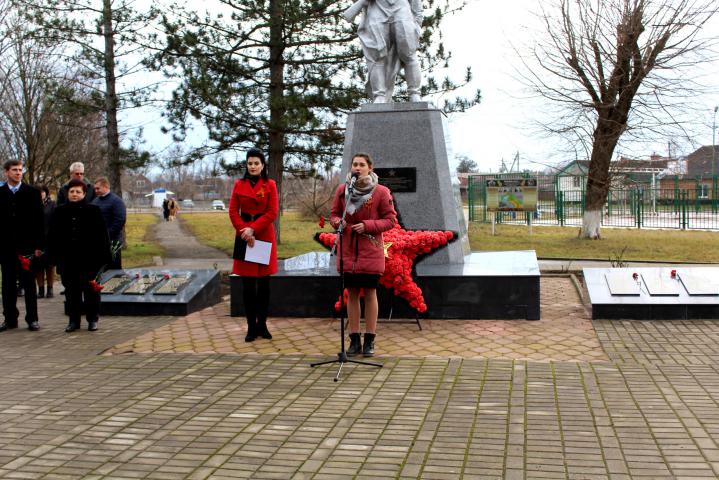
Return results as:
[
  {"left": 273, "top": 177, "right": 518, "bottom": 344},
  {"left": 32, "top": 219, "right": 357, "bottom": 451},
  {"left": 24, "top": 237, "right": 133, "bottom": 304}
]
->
[
  {"left": 229, "top": 178, "right": 278, "bottom": 276},
  {"left": 330, "top": 183, "right": 397, "bottom": 275}
]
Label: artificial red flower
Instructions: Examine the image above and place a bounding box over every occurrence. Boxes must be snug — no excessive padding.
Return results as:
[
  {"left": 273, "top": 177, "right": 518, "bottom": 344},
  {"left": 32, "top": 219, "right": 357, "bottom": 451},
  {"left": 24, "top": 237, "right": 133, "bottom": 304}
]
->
[
  {"left": 632, "top": 272, "right": 638, "bottom": 280},
  {"left": 318, "top": 215, "right": 325, "bottom": 228},
  {"left": 89, "top": 280, "right": 104, "bottom": 292},
  {"left": 318, "top": 224, "right": 454, "bottom": 313},
  {"left": 17, "top": 255, "right": 31, "bottom": 271},
  {"left": 163, "top": 274, "right": 170, "bottom": 280},
  {"left": 670, "top": 269, "right": 677, "bottom": 278}
]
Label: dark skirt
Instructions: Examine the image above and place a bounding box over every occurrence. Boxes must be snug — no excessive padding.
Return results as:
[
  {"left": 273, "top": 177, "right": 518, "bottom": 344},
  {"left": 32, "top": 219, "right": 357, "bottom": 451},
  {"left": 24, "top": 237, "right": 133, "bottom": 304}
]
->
[{"left": 344, "top": 273, "right": 380, "bottom": 289}]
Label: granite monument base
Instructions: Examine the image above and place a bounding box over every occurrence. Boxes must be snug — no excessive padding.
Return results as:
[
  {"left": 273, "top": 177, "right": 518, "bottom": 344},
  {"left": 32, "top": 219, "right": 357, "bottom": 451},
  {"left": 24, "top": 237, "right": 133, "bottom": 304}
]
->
[
  {"left": 96, "top": 269, "right": 221, "bottom": 316},
  {"left": 231, "top": 251, "right": 540, "bottom": 320},
  {"left": 584, "top": 267, "right": 719, "bottom": 320},
  {"left": 342, "top": 102, "right": 470, "bottom": 265}
]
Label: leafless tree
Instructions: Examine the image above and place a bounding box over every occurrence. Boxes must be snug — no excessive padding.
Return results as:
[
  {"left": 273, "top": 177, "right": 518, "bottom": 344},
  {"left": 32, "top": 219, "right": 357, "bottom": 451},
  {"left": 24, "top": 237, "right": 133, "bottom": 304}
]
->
[
  {"left": 0, "top": 16, "right": 106, "bottom": 187},
  {"left": 521, "top": 0, "right": 718, "bottom": 238}
]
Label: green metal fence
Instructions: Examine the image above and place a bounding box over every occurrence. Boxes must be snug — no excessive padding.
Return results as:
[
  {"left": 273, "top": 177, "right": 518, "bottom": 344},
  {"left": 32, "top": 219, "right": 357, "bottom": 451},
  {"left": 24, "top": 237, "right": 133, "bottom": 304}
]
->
[{"left": 467, "top": 174, "right": 719, "bottom": 230}]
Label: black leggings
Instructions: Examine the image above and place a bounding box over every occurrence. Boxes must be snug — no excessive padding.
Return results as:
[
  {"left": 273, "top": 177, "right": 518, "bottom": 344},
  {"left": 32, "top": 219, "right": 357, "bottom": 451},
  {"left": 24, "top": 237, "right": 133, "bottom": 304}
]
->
[{"left": 242, "top": 276, "right": 270, "bottom": 323}]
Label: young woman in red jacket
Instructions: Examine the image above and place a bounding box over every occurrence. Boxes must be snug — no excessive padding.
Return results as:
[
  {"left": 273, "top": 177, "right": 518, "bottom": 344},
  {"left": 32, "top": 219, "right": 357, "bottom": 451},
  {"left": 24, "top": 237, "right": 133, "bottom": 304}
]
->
[
  {"left": 229, "top": 148, "right": 279, "bottom": 342},
  {"left": 330, "top": 153, "right": 397, "bottom": 357}
]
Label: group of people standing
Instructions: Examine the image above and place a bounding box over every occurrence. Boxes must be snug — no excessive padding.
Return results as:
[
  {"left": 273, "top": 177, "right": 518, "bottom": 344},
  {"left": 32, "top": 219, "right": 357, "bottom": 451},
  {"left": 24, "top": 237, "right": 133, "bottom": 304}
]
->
[
  {"left": 230, "top": 149, "right": 396, "bottom": 356},
  {"left": 0, "top": 161, "right": 126, "bottom": 334}
]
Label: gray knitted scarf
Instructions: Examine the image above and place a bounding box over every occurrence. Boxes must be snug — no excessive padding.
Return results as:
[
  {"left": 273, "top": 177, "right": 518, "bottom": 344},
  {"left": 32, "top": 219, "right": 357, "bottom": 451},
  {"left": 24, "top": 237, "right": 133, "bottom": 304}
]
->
[{"left": 345, "top": 171, "right": 378, "bottom": 215}]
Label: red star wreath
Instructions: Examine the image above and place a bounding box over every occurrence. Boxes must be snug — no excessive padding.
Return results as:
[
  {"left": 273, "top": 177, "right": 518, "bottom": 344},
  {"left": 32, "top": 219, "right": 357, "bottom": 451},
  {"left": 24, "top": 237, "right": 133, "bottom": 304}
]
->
[{"left": 316, "top": 224, "right": 454, "bottom": 313}]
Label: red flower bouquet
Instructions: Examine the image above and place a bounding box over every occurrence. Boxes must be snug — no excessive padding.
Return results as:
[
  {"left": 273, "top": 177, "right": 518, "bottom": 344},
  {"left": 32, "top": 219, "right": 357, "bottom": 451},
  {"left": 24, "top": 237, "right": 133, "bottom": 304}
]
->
[
  {"left": 318, "top": 224, "right": 454, "bottom": 314},
  {"left": 89, "top": 280, "right": 104, "bottom": 292}
]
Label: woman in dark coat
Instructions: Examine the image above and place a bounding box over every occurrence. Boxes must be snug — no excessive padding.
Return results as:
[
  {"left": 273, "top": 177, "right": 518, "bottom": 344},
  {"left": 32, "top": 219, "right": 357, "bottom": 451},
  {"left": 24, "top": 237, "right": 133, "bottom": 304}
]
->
[
  {"left": 35, "top": 185, "right": 56, "bottom": 298},
  {"left": 228, "top": 148, "right": 278, "bottom": 342},
  {"left": 46, "top": 179, "right": 110, "bottom": 332}
]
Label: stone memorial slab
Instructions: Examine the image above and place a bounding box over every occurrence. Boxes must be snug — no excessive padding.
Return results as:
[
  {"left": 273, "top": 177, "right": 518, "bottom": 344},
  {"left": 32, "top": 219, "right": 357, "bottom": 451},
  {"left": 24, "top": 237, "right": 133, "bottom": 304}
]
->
[
  {"left": 232, "top": 250, "right": 540, "bottom": 320},
  {"left": 585, "top": 267, "right": 719, "bottom": 319},
  {"left": 98, "top": 269, "right": 220, "bottom": 316},
  {"left": 605, "top": 271, "right": 641, "bottom": 296},
  {"left": 679, "top": 273, "right": 719, "bottom": 296},
  {"left": 641, "top": 272, "right": 681, "bottom": 296}
]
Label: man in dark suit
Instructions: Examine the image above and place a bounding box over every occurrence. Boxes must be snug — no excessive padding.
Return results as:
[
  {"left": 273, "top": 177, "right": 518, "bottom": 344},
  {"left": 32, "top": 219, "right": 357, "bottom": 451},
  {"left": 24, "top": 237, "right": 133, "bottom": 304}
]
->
[
  {"left": 0, "top": 160, "right": 44, "bottom": 331},
  {"left": 92, "top": 177, "right": 126, "bottom": 270}
]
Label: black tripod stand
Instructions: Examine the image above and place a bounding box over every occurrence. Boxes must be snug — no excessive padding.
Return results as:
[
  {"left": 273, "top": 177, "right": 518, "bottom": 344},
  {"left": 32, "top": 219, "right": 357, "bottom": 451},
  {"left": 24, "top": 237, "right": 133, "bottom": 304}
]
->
[{"left": 311, "top": 178, "right": 383, "bottom": 381}]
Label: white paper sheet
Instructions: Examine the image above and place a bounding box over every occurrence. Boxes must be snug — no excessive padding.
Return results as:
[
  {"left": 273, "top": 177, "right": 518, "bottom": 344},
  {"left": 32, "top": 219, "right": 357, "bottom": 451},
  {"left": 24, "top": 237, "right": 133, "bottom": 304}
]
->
[{"left": 245, "top": 240, "right": 272, "bottom": 265}]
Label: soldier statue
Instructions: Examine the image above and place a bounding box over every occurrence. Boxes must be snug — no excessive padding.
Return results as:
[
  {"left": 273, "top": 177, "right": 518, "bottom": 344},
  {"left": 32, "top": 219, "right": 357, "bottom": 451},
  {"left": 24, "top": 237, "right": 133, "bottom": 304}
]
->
[{"left": 344, "top": 0, "right": 423, "bottom": 103}]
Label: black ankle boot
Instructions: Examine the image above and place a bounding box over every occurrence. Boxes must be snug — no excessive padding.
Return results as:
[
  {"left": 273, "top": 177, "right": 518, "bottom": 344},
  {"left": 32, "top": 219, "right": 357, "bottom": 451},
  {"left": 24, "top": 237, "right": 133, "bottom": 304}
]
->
[
  {"left": 46, "top": 287, "right": 53, "bottom": 299},
  {"left": 347, "top": 333, "right": 361, "bottom": 357},
  {"left": 257, "top": 319, "right": 272, "bottom": 339},
  {"left": 37, "top": 286, "right": 45, "bottom": 298},
  {"left": 363, "top": 333, "right": 375, "bottom": 357},
  {"left": 245, "top": 319, "right": 257, "bottom": 342}
]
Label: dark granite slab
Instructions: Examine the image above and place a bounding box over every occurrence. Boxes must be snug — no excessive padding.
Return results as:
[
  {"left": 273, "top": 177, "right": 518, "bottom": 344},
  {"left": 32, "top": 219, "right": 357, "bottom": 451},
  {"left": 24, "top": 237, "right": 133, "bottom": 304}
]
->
[
  {"left": 231, "top": 251, "right": 540, "bottom": 320},
  {"left": 584, "top": 267, "right": 719, "bottom": 320},
  {"left": 98, "top": 269, "right": 221, "bottom": 316}
]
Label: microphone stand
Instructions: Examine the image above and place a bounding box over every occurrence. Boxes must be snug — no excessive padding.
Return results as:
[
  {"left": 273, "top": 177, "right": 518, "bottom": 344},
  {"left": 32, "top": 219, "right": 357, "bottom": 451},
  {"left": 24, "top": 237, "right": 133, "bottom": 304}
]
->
[{"left": 311, "top": 176, "right": 383, "bottom": 381}]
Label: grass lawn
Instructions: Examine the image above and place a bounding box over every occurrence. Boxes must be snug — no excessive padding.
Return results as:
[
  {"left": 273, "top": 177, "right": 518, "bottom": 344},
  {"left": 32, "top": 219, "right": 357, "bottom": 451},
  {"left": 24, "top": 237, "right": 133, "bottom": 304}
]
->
[
  {"left": 124, "top": 213, "right": 165, "bottom": 267},
  {"left": 181, "top": 211, "right": 322, "bottom": 259},
  {"left": 470, "top": 223, "right": 719, "bottom": 263},
  {"left": 182, "top": 211, "right": 719, "bottom": 263}
]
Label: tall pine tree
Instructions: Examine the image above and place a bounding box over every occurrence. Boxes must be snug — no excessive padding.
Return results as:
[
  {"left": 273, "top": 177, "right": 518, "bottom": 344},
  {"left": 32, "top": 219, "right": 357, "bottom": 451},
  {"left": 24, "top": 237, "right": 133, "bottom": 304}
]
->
[{"left": 151, "top": 0, "right": 479, "bottom": 239}]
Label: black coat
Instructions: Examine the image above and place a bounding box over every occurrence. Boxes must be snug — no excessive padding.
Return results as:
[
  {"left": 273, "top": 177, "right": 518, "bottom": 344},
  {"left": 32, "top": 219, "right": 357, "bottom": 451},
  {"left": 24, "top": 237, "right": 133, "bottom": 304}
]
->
[
  {"left": 46, "top": 201, "right": 111, "bottom": 277},
  {"left": 0, "top": 183, "right": 44, "bottom": 261}
]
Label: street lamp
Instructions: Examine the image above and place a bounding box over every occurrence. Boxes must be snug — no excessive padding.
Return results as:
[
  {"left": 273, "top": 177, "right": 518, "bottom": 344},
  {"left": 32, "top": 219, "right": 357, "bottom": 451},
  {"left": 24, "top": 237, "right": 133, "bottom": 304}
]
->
[{"left": 713, "top": 106, "right": 718, "bottom": 211}]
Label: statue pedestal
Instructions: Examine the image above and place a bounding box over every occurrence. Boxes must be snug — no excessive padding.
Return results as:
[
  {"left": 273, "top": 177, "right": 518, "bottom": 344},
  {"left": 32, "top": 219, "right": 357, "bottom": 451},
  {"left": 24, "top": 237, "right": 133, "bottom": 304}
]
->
[{"left": 342, "top": 102, "right": 470, "bottom": 264}]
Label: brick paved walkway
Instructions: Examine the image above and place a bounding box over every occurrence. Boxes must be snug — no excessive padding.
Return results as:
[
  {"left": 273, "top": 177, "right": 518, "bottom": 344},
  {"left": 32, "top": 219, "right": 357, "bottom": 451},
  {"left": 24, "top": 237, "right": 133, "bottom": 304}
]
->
[{"left": 2, "top": 277, "right": 719, "bottom": 479}]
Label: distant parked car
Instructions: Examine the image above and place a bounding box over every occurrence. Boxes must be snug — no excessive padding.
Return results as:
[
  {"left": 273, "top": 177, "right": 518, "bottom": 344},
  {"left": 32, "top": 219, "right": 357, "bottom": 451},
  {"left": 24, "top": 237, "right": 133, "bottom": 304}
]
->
[
  {"left": 212, "top": 200, "right": 226, "bottom": 210},
  {"left": 181, "top": 199, "right": 195, "bottom": 208}
]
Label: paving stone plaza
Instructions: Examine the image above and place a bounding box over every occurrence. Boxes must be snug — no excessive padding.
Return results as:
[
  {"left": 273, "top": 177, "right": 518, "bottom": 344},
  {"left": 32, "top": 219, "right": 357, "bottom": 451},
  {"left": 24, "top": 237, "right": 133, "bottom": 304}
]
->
[
  {"left": 2, "top": 270, "right": 719, "bottom": 479},
  {"left": 1, "top": 219, "right": 718, "bottom": 479}
]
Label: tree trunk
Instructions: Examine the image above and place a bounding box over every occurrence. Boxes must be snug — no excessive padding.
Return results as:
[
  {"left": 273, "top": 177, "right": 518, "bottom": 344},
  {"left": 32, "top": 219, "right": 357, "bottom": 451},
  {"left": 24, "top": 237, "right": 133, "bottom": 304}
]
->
[
  {"left": 581, "top": 114, "right": 623, "bottom": 239},
  {"left": 103, "top": 0, "right": 122, "bottom": 195},
  {"left": 268, "top": 0, "right": 285, "bottom": 242}
]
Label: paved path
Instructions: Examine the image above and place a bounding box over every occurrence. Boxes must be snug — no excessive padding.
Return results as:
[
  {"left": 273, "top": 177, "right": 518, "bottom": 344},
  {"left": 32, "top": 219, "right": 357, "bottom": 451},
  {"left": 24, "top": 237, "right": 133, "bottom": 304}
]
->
[
  {"left": 151, "top": 215, "right": 233, "bottom": 271},
  {"left": 2, "top": 222, "right": 719, "bottom": 478},
  {"left": 2, "top": 276, "right": 719, "bottom": 478}
]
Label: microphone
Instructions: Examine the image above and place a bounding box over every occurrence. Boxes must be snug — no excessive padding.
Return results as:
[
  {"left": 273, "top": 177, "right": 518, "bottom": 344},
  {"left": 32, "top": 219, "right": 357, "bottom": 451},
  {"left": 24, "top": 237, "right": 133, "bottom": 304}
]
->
[{"left": 348, "top": 171, "right": 359, "bottom": 188}]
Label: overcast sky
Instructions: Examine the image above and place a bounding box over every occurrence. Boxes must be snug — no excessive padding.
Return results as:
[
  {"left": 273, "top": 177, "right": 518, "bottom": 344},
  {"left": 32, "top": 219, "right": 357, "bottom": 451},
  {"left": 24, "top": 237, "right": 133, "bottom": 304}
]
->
[{"left": 127, "top": 0, "right": 719, "bottom": 174}]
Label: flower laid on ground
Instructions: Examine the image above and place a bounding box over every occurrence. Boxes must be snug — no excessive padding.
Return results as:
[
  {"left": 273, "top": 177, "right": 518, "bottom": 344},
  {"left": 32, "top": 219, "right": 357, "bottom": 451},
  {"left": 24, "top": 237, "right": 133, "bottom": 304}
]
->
[
  {"left": 317, "top": 224, "right": 455, "bottom": 313},
  {"left": 163, "top": 274, "right": 170, "bottom": 280},
  {"left": 318, "top": 215, "right": 325, "bottom": 228},
  {"left": 671, "top": 269, "right": 677, "bottom": 278},
  {"left": 632, "top": 272, "right": 639, "bottom": 280},
  {"left": 89, "top": 280, "right": 104, "bottom": 292},
  {"left": 17, "top": 254, "right": 31, "bottom": 271}
]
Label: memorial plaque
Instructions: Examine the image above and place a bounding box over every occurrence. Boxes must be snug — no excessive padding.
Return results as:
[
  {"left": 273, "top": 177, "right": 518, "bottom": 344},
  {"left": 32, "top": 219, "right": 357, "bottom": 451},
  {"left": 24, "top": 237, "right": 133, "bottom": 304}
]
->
[
  {"left": 679, "top": 273, "right": 719, "bottom": 296},
  {"left": 123, "top": 275, "right": 163, "bottom": 295},
  {"left": 100, "top": 274, "right": 132, "bottom": 295},
  {"left": 641, "top": 273, "right": 681, "bottom": 296},
  {"left": 154, "top": 273, "right": 194, "bottom": 295},
  {"left": 99, "top": 269, "right": 221, "bottom": 316},
  {"left": 374, "top": 167, "right": 416, "bottom": 193},
  {"left": 605, "top": 271, "right": 641, "bottom": 296}
]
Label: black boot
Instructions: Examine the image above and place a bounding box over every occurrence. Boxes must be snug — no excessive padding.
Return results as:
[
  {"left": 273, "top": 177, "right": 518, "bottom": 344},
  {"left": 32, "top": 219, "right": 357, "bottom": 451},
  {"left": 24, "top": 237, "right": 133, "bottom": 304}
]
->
[
  {"left": 37, "top": 286, "right": 45, "bottom": 298},
  {"left": 46, "top": 287, "right": 54, "bottom": 299},
  {"left": 363, "top": 333, "right": 375, "bottom": 357},
  {"left": 347, "top": 333, "right": 362, "bottom": 357},
  {"left": 257, "top": 319, "right": 272, "bottom": 339},
  {"left": 245, "top": 318, "right": 257, "bottom": 342}
]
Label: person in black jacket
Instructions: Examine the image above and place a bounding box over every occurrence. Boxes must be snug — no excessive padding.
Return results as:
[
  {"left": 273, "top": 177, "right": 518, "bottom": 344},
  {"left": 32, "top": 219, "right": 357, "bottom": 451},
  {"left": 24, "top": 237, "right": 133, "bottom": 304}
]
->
[
  {"left": 46, "top": 178, "right": 110, "bottom": 332},
  {"left": 92, "top": 177, "right": 126, "bottom": 270},
  {"left": 0, "top": 160, "right": 43, "bottom": 332},
  {"left": 35, "top": 185, "right": 56, "bottom": 298},
  {"left": 56, "top": 162, "right": 95, "bottom": 206}
]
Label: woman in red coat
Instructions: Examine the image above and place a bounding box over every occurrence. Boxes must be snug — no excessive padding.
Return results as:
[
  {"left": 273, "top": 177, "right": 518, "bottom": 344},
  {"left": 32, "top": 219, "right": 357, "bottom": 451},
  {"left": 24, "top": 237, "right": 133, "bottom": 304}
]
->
[
  {"left": 229, "top": 148, "right": 279, "bottom": 342},
  {"left": 330, "top": 152, "right": 397, "bottom": 357}
]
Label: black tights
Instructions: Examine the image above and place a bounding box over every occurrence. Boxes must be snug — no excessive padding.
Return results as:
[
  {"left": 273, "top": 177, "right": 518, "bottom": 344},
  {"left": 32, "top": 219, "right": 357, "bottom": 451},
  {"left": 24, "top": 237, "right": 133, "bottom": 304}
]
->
[{"left": 242, "top": 276, "right": 270, "bottom": 324}]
